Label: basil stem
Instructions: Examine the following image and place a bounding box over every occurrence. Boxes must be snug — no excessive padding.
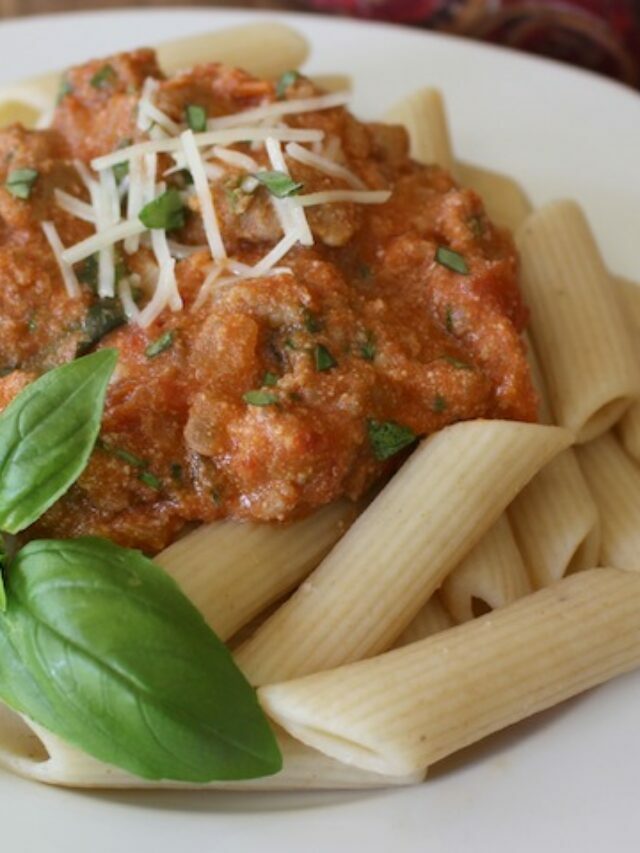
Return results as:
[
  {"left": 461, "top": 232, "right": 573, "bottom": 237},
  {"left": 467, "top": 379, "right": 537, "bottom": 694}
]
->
[
  {"left": 0, "top": 537, "right": 282, "bottom": 781},
  {"left": 0, "top": 350, "right": 117, "bottom": 533}
]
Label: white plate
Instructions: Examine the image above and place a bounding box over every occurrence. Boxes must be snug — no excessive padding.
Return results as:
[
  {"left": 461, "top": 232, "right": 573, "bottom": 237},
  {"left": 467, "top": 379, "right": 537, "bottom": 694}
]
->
[{"left": 1, "top": 9, "right": 640, "bottom": 852}]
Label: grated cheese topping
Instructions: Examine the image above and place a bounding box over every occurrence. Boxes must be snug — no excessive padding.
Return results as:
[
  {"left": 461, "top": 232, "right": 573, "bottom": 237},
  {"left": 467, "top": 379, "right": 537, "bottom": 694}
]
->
[{"left": 54, "top": 74, "right": 392, "bottom": 326}]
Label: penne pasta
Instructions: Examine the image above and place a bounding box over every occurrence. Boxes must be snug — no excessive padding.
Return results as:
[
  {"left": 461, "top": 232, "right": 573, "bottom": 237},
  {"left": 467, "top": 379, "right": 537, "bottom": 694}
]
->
[
  {"left": 615, "top": 277, "right": 640, "bottom": 464},
  {"left": 259, "top": 568, "right": 640, "bottom": 776},
  {"left": 0, "top": 22, "right": 310, "bottom": 129},
  {"left": 508, "top": 448, "right": 601, "bottom": 588},
  {"left": 440, "top": 513, "right": 531, "bottom": 623},
  {"left": 575, "top": 432, "right": 640, "bottom": 572},
  {"left": 393, "top": 593, "right": 453, "bottom": 648},
  {"left": 516, "top": 201, "right": 640, "bottom": 442},
  {"left": 455, "top": 162, "right": 533, "bottom": 233},
  {"left": 155, "top": 500, "right": 358, "bottom": 641},
  {"left": 0, "top": 705, "right": 423, "bottom": 790},
  {"left": 235, "top": 420, "right": 571, "bottom": 686},
  {"left": 384, "top": 87, "right": 456, "bottom": 174}
]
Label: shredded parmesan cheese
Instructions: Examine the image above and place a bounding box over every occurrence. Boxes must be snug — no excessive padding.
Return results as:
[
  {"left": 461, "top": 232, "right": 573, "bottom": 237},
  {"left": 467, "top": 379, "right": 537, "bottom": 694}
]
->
[
  {"left": 180, "top": 129, "right": 226, "bottom": 260},
  {"left": 265, "top": 136, "right": 313, "bottom": 247},
  {"left": 54, "top": 189, "right": 96, "bottom": 224},
  {"left": 292, "top": 189, "right": 392, "bottom": 207},
  {"left": 91, "top": 127, "right": 325, "bottom": 172},
  {"left": 210, "top": 146, "right": 259, "bottom": 172},
  {"left": 207, "top": 92, "right": 350, "bottom": 130},
  {"left": 285, "top": 142, "right": 366, "bottom": 189},
  {"left": 62, "top": 219, "right": 146, "bottom": 265},
  {"left": 41, "top": 221, "right": 81, "bottom": 298},
  {"left": 250, "top": 230, "right": 299, "bottom": 278},
  {"left": 118, "top": 277, "right": 141, "bottom": 322},
  {"left": 138, "top": 77, "right": 181, "bottom": 135}
]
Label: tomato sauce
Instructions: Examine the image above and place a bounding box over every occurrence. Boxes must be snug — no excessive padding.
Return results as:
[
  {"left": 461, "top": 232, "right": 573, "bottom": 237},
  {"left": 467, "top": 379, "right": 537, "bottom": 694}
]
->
[{"left": 0, "top": 50, "right": 537, "bottom": 553}]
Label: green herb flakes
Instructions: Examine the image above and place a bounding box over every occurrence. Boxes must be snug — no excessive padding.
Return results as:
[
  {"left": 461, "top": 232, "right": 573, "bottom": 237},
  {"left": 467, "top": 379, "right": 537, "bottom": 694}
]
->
[
  {"left": 170, "top": 463, "right": 183, "bottom": 482},
  {"left": 185, "top": 104, "right": 207, "bottom": 133},
  {"left": 432, "top": 395, "right": 447, "bottom": 413},
  {"left": 435, "top": 246, "right": 469, "bottom": 275},
  {"left": 367, "top": 419, "right": 416, "bottom": 461},
  {"left": 139, "top": 189, "right": 185, "bottom": 230},
  {"left": 90, "top": 64, "right": 117, "bottom": 90},
  {"left": 244, "top": 390, "right": 279, "bottom": 407},
  {"left": 276, "top": 70, "right": 300, "bottom": 100},
  {"left": 360, "top": 331, "right": 376, "bottom": 362},
  {"left": 262, "top": 372, "right": 279, "bottom": 387},
  {"left": 442, "top": 354, "right": 472, "bottom": 370},
  {"left": 5, "top": 168, "right": 38, "bottom": 200},
  {"left": 56, "top": 76, "right": 73, "bottom": 104},
  {"left": 445, "top": 305, "right": 455, "bottom": 333},
  {"left": 314, "top": 344, "right": 337, "bottom": 372},
  {"left": 253, "top": 170, "right": 303, "bottom": 199},
  {"left": 145, "top": 331, "right": 175, "bottom": 359},
  {"left": 138, "top": 470, "right": 162, "bottom": 491},
  {"left": 302, "top": 308, "right": 322, "bottom": 333}
]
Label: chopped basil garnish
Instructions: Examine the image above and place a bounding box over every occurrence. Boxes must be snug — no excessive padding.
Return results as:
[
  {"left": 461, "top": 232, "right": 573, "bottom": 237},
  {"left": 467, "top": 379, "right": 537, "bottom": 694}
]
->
[
  {"left": 432, "top": 395, "right": 447, "bottom": 413},
  {"left": 5, "top": 168, "right": 38, "bottom": 200},
  {"left": 445, "top": 305, "right": 455, "bottom": 333},
  {"left": 111, "top": 447, "right": 147, "bottom": 468},
  {"left": 442, "top": 354, "right": 472, "bottom": 370},
  {"left": 79, "top": 298, "right": 126, "bottom": 353},
  {"left": 314, "top": 344, "right": 337, "bottom": 372},
  {"left": 357, "top": 263, "right": 373, "bottom": 280},
  {"left": 367, "top": 419, "right": 416, "bottom": 461},
  {"left": 243, "top": 390, "right": 278, "bottom": 407},
  {"left": 185, "top": 104, "right": 207, "bottom": 133},
  {"left": 139, "top": 189, "right": 185, "bottom": 230},
  {"left": 170, "top": 463, "right": 183, "bottom": 482},
  {"left": 90, "top": 64, "right": 117, "bottom": 90},
  {"left": 276, "top": 70, "right": 300, "bottom": 100},
  {"left": 145, "top": 331, "right": 175, "bottom": 359},
  {"left": 303, "top": 308, "right": 322, "bottom": 333},
  {"left": 468, "top": 214, "right": 485, "bottom": 237},
  {"left": 56, "top": 76, "right": 73, "bottom": 104},
  {"left": 254, "top": 170, "right": 303, "bottom": 199},
  {"left": 262, "top": 372, "right": 279, "bottom": 387},
  {"left": 360, "top": 331, "right": 376, "bottom": 362},
  {"left": 435, "top": 246, "right": 469, "bottom": 275},
  {"left": 138, "top": 470, "right": 162, "bottom": 490}
]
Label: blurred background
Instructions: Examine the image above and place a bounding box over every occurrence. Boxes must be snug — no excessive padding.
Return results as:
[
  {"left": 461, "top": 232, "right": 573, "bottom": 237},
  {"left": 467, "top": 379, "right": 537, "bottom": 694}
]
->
[{"left": 1, "top": 0, "right": 638, "bottom": 89}]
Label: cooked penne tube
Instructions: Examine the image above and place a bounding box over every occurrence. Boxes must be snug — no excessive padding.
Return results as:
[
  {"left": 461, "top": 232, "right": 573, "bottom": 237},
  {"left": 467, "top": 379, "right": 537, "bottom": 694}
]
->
[
  {"left": 155, "top": 500, "right": 358, "bottom": 641},
  {"left": 259, "top": 568, "right": 640, "bottom": 776},
  {"left": 615, "top": 277, "right": 640, "bottom": 463},
  {"left": 440, "top": 513, "right": 531, "bottom": 623},
  {"left": 516, "top": 201, "right": 640, "bottom": 442},
  {"left": 393, "top": 593, "right": 453, "bottom": 648},
  {"left": 0, "top": 705, "right": 423, "bottom": 790},
  {"left": 575, "top": 433, "right": 640, "bottom": 572},
  {"left": 235, "top": 421, "right": 571, "bottom": 685},
  {"left": 455, "top": 162, "right": 532, "bottom": 233},
  {"left": 0, "top": 22, "right": 310, "bottom": 128},
  {"left": 508, "top": 448, "right": 601, "bottom": 588},
  {"left": 384, "top": 87, "right": 456, "bottom": 174}
]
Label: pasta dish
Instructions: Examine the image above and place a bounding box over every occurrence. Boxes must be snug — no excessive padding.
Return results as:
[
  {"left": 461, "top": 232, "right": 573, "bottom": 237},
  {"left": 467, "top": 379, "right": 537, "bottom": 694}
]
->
[{"left": 0, "top": 20, "right": 639, "bottom": 792}]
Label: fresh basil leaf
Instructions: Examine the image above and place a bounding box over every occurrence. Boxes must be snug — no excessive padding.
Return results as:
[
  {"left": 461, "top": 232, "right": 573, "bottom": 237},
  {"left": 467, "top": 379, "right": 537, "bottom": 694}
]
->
[
  {"left": 435, "top": 246, "right": 469, "bottom": 275},
  {"left": 0, "top": 537, "right": 282, "bottom": 781},
  {"left": 367, "top": 419, "right": 416, "bottom": 461},
  {"left": 262, "top": 372, "right": 279, "bottom": 387},
  {"left": 275, "top": 70, "right": 300, "bottom": 100},
  {"left": 0, "top": 534, "right": 6, "bottom": 612},
  {"left": 5, "top": 168, "right": 38, "bottom": 200},
  {"left": 185, "top": 104, "right": 207, "bottom": 133},
  {"left": 0, "top": 349, "right": 117, "bottom": 533},
  {"left": 253, "top": 171, "right": 303, "bottom": 199},
  {"left": 139, "top": 189, "right": 185, "bottom": 230}
]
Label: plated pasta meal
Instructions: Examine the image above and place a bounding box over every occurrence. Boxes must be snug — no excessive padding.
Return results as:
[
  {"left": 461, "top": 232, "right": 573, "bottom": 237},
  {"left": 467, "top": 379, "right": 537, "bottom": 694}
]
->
[{"left": 0, "top": 19, "right": 639, "bottom": 792}]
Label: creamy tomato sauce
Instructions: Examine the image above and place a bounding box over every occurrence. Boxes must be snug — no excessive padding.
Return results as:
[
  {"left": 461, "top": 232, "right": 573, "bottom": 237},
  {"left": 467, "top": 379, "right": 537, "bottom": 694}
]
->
[{"left": 0, "top": 50, "right": 537, "bottom": 553}]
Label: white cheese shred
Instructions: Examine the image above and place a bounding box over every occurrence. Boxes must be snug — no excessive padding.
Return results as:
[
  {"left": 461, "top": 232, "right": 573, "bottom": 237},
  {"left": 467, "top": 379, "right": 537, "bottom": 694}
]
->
[
  {"left": 180, "top": 129, "right": 226, "bottom": 261},
  {"left": 91, "top": 128, "right": 325, "bottom": 172},
  {"left": 41, "top": 221, "right": 81, "bottom": 299},
  {"left": 207, "top": 91, "right": 350, "bottom": 130},
  {"left": 265, "top": 136, "right": 313, "bottom": 247},
  {"left": 62, "top": 219, "right": 146, "bottom": 265},
  {"left": 292, "top": 189, "right": 392, "bottom": 207},
  {"left": 250, "top": 230, "right": 299, "bottom": 278},
  {"left": 137, "top": 77, "right": 181, "bottom": 135},
  {"left": 210, "top": 145, "right": 259, "bottom": 172},
  {"left": 284, "top": 141, "right": 366, "bottom": 189},
  {"left": 54, "top": 189, "right": 96, "bottom": 224},
  {"left": 118, "top": 277, "right": 141, "bottom": 322}
]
